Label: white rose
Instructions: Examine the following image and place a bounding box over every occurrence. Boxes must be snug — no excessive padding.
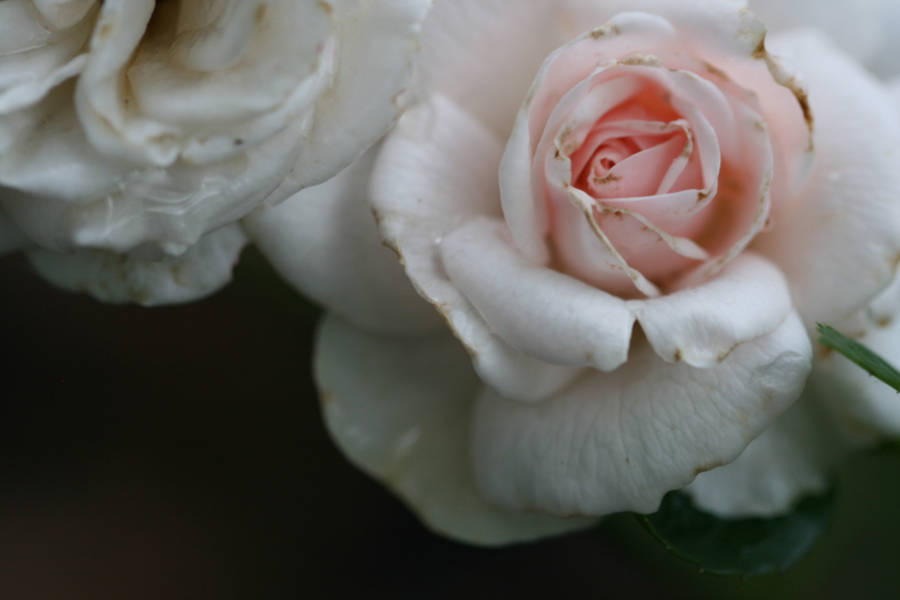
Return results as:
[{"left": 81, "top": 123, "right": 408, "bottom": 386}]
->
[
  {"left": 250, "top": 0, "right": 900, "bottom": 545},
  {"left": 0, "top": 0, "right": 430, "bottom": 304}
]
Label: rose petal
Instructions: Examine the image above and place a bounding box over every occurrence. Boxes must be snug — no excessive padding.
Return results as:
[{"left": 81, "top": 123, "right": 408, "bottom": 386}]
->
[
  {"left": 628, "top": 252, "right": 793, "bottom": 367},
  {"left": 0, "top": 85, "right": 309, "bottom": 254},
  {"left": 684, "top": 396, "right": 842, "bottom": 517},
  {"left": 472, "top": 312, "right": 811, "bottom": 515},
  {"left": 31, "top": 0, "right": 97, "bottom": 29},
  {"left": 563, "top": 0, "right": 766, "bottom": 56},
  {"left": 755, "top": 31, "right": 900, "bottom": 328},
  {"left": 315, "top": 314, "right": 596, "bottom": 546},
  {"left": 500, "top": 9, "right": 784, "bottom": 296},
  {"left": 27, "top": 223, "right": 246, "bottom": 305},
  {"left": 75, "top": 0, "right": 334, "bottom": 166},
  {"left": 282, "top": 0, "right": 432, "bottom": 189},
  {"left": 440, "top": 215, "right": 792, "bottom": 372},
  {"left": 0, "top": 0, "right": 95, "bottom": 113},
  {"left": 244, "top": 145, "right": 442, "bottom": 336},
  {"left": 373, "top": 95, "right": 582, "bottom": 401},
  {"left": 440, "top": 217, "right": 634, "bottom": 371},
  {"left": 415, "top": 0, "right": 574, "bottom": 137},
  {"left": 561, "top": 1, "right": 814, "bottom": 217}
]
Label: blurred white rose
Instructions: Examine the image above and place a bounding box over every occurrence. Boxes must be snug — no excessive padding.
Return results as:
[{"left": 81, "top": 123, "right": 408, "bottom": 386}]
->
[{"left": 0, "top": 0, "right": 430, "bottom": 304}]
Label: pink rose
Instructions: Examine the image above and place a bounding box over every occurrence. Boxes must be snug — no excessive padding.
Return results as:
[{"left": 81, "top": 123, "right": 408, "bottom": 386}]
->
[{"left": 250, "top": 0, "right": 900, "bottom": 543}]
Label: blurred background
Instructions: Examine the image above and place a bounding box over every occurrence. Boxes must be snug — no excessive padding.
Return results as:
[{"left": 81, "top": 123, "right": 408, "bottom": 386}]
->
[{"left": 2, "top": 249, "right": 899, "bottom": 599}]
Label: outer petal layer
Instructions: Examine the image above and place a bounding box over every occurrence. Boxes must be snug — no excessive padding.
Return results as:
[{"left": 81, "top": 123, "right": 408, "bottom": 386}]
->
[
  {"left": 755, "top": 31, "right": 900, "bottom": 328},
  {"left": 27, "top": 224, "right": 246, "bottom": 305},
  {"left": 472, "top": 313, "right": 812, "bottom": 516},
  {"left": 0, "top": 0, "right": 96, "bottom": 114},
  {"left": 315, "top": 314, "right": 596, "bottom": 546},
  {"left": 284, "top": 0, "right": 432, "bottom": 189},
  {"left": 415, "top": 0, "right": 572, "bottom": 136},
  {"left": 244, "top": 146, "right": 441, "bottom": 336},
  {"left": 372, "top": 95, "right": 582, "bottom": 401},
  {"left": 684, "top": 397, "right": 841, "bottom": 516}
]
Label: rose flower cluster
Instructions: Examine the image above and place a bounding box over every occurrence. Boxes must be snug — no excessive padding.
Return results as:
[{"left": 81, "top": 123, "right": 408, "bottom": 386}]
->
[{"left": 4, "top": 0, "right": 900, "bottom": 550}]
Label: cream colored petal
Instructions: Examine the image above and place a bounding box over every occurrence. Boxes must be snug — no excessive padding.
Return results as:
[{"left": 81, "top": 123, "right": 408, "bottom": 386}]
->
[
  {"left": 756, "top": 31, "right": 900, "bottom": 329},
  {"left": 315, "top": 314, "right": 597, "bottom": 546},
  {"left": 27, "top": 223, "right": 246, "bottom": 305},
  {"left": 0, "top": 0, "right": 96, "bottom": 114},
  {"left": 245, "top": 145, "right": 441, "bottom": 336},
  {"left": 685, "top": 397, "right": 842, "bottom": 517},
  {"left": 284, "top": 0, "right": 432, "bottom": 189},
  {"left": 372, "top": 94, "right": 582, "bottom": 401},
  {"left": 472, "top": 313, "right": 812, "bottom": 516}
]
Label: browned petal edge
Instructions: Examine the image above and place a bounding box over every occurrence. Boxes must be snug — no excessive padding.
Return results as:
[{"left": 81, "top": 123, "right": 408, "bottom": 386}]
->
[
  {"left": 752, "top": 35, "right": 815, "bottom": 152},
  {"left": 370, "top": 205, "right": 484, "bottom": 361}
]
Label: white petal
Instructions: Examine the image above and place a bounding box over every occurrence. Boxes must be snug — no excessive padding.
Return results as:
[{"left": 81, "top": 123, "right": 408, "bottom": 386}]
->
[
  {"left": 283, "top": 0, "right": 432, "bottom": 189},
  {"left": 1, "top": 86, "right": 308, "bottom": 254},
  {"left": 0, "top": 0, "right": 96, "bottom": 114},
  {"left": 749, "top": 0, "right": 900, "bottom": 77},
  {"left": 629, "top": 252, "right": 793, "bottom": 367},
  {"left": 440, "top": 217, "right": 634, "bottom": 371},
  {"left": 75, "top": 0, "right": 334, "bottom": 166},
  {"left": 755, "top": 31, "right": 900, "bottom": 328},
  {"left": 562, "top": 0, "right": 767, "bottom": 56},
  {"left": 441, "top": 219, "right": 792, "bottom": 373},
  {"left": 373, "top": 94, "right": 582, "bottom": 401},
  {"left": 415, "top": 0, "right": 572, "bottom": 136},
  {"left": 31, "top": 0, "right": 97, "bottom": 29},
  {"left": 472, "top": 313, "right": 812, "bottom": 516},
  {"left": 315, "top": 314, "right": 596, "bottom": 546},
  {"left": 27, "top": 224, "right": 246, "bottom": 305},
  {"left": 244, "top": 145, "right": 441, "bottom": 336},
  {"left": 684, "top": 397, "right": 842, "bottom": 517}
]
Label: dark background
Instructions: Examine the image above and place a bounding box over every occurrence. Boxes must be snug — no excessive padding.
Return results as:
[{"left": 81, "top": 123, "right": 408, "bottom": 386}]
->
[{"left": 2, "top": 249, "right": 899, "bottom": 599}]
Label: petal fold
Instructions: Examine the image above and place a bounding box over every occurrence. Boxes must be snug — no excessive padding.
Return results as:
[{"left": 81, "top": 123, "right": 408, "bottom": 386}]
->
[
  {"left": 283, "top": 0, "right": 432, "bottom": 188},
  {"left": 315, "top": 314, "right": 596, "bottom": 546},
  {"left": 440, "top": 218, "right": 634, "bottom": 371},
  {"left": 373, "top": 95, "right": 582, "bottom": 401},
  {"left": 244, "top": 146, "right": 442, "bottom": 336},
  {"left": 472, "top": 312, "right": 812, "bottom": 516},
  {"left": 27, "top": 223, "right": 246, "bottom": 305},
  {"left": 629, "top": 252, "right": 793, "bottom": 367},
  {"left": 684, "top": 397, "right": 842, "bottom": 516}
]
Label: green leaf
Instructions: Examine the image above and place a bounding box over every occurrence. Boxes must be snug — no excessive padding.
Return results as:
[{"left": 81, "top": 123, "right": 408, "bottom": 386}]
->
[
  {"left": 817, "top": 324, "right": 900, "bottom": 393},
  {"left": 638, "top": 491, "right": 833, "bottom": 576}
]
